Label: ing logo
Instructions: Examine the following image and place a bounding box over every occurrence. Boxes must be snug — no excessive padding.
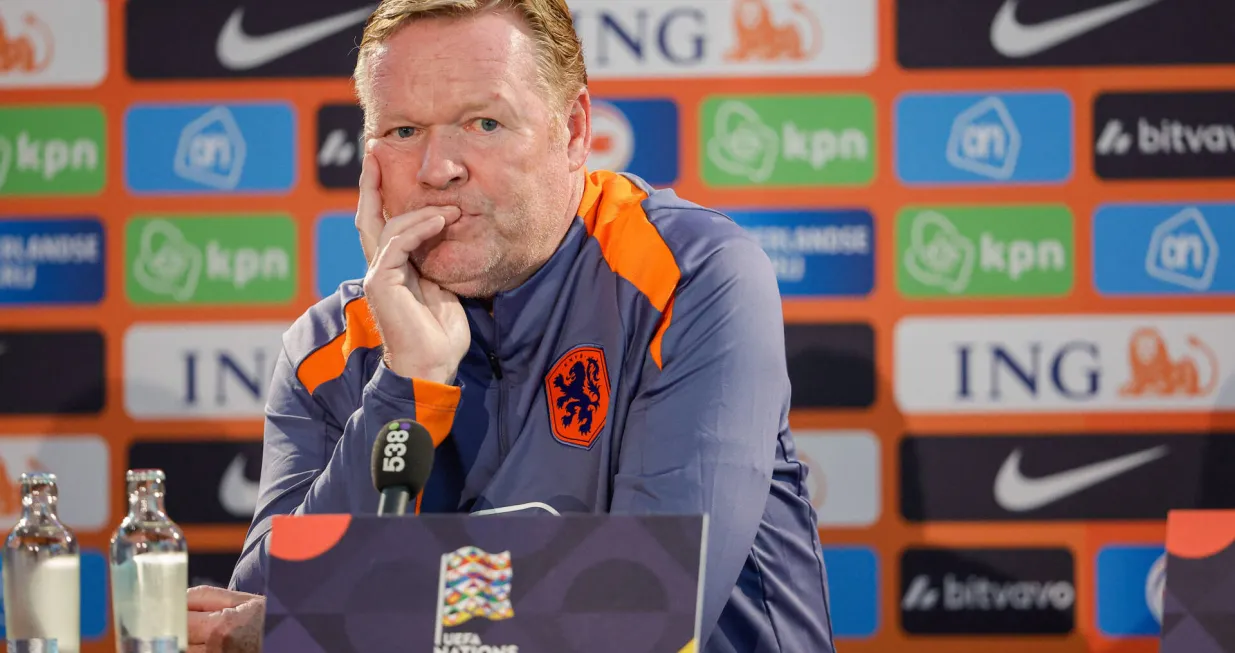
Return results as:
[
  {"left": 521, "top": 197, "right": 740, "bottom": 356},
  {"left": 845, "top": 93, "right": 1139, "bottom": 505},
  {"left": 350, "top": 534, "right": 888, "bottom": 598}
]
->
[
  {"left": 725, "top": 0, "right": 822, "bottom": 63},
  {"left": 1120, "top": 328, "right": 1218, "bottom": 399},
  {"left": 0, "top": 12, "right": 52, "bottom": 75},
  {"left": 545, "top": 345, "right": 611, "bottom": 449}
]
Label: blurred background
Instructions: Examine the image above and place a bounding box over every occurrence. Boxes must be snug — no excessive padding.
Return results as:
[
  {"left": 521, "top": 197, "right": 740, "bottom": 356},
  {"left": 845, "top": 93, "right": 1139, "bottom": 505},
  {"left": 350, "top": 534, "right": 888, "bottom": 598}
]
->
[{"left": 2, "top": 0, "right": 1235, "bottom": 651}]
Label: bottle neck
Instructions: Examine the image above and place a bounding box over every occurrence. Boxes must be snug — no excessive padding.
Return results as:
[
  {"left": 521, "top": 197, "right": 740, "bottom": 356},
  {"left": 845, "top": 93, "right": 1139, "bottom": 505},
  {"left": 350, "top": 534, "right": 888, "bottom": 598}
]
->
[
  {"left": 127, "top": 479, "right": 168, "bottom": 522},
  {"left": 20, "top": 486, "right": 58, "bottom": 522}
]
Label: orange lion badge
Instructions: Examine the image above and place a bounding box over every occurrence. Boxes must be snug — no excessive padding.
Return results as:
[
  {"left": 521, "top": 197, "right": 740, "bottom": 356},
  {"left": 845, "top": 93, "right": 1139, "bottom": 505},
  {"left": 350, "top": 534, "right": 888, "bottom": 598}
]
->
[{"left": 545, "top": 345, "right": 611, "bottom": 449}]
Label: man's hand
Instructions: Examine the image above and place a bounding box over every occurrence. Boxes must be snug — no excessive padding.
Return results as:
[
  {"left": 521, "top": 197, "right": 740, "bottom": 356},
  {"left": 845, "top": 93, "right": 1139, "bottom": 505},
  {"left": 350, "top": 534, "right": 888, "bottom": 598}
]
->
[
  {"left": 357, "top": 140, "right": 470, "bottom": 385},
  {"left": 187, "top": 586, "right": 265, "bottom": 653}
]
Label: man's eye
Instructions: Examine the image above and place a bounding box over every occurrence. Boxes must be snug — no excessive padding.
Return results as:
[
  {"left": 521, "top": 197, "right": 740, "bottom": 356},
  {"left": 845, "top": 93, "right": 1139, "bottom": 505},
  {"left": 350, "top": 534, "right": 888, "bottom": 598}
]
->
[
  {"left": 474, "top": 118, "right": 500, "bottom": 132},
  {"left": 394, "top": 127, "right": 415, "bottom": 138}
]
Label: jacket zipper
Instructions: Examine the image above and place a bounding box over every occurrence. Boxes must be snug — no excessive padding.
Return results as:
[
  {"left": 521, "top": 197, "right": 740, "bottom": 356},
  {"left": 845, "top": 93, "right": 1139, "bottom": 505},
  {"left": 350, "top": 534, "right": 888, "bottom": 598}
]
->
[{"left": 489, "top": 311, "right": 507, "bottom": 458}]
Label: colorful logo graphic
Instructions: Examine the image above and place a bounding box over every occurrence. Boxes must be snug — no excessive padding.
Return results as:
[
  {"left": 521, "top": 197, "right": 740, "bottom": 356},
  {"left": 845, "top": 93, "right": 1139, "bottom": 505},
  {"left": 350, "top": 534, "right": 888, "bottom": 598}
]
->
[
  {"left": 701, "top": 94, "right": 876, "bottom": 187},
  {"left": 897, "top": 205, "right": 1074, "bottom": 298},
  {"left": 1093, "top": 203, "right": 1232, "bottom": 296},
  {"left": 572, "top": 0, "right": 876, "bottom": 79},
  {"left": 895, "top": 91, "right": 1073, "bottom": 184},
  {"left": 124, "top": 103, "right": 296, "bottom": 193},
  {"left": 0, "top": 105, "right": 105, "bottom": 196},
  {"left": 726, "top": 209, "right": 873, "bottom": 297},
  {"left": 0, "top": 1, "right": 107, "bottom": 88},
  {"left": 821, "top": 546, "right": 880, "bottom": 639},
  {"left": 545, "top": 345, "right": 611, "bottom": 449},
  {"left": 587, "top": 98, "right": 679, "bottom": 186},
  {"left": 1097, "top": 545, "right": 1166, "bottom": 637},
  {"left": 436, "top": 546, "right": 514, "bottom": 645},
  {"left": 0, "top": 217, "right": 103, "bottom": 305},
  {"left": 126, "top": 214, "right": 297, "bottom": 305},
  {"left": 894, "top": 314, "right": 1235, "bottom": 413}
]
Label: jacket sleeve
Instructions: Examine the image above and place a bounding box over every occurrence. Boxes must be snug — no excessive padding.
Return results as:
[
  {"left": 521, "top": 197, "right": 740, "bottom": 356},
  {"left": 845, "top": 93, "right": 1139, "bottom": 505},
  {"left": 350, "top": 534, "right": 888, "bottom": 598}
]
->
[
  {"left": 608, "top": 235, "right": 789, "bottom": 645},
  {"left": 228, "top": 345, "right": 460, "bottom": 595}
]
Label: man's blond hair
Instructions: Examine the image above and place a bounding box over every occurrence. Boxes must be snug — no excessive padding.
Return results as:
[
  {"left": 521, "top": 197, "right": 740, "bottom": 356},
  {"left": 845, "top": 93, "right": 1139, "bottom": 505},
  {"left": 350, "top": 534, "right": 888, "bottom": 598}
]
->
[{"left": 353, "top": 0, "right": 587, "bottom": 134}]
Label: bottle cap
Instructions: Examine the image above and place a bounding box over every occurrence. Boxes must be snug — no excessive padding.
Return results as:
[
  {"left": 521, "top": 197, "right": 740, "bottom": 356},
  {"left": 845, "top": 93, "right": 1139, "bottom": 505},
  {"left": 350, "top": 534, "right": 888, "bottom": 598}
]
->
[
  {"left": 125, "top": 469, "right": 166, "bottom": 483},
  {"left": 18, "top": 471, "right": 57, "bottom": 489}
]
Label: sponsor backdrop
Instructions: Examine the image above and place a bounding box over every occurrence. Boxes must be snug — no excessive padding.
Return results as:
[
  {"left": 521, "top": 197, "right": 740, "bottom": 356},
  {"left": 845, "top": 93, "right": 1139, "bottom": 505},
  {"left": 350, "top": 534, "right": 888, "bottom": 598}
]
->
[{"left": 1, "top": 0, "right": 1233, "bottom": 650}]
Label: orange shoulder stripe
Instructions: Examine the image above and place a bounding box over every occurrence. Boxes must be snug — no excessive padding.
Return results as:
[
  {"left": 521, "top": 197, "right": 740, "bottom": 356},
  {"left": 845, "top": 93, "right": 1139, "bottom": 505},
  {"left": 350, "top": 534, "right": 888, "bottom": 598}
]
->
[
  {"left": 578, "top": 170, "right": 680, "bottom": 369},
  {"left": 297, "top": 296, "right": 383, "bottom": 395}
]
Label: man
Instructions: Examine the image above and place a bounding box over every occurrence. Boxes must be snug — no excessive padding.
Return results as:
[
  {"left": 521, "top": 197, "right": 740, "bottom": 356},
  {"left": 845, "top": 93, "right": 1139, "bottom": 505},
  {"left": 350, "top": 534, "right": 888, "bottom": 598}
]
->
[{"left": 187, "top": 1, "right": 835, "bottom": 651}]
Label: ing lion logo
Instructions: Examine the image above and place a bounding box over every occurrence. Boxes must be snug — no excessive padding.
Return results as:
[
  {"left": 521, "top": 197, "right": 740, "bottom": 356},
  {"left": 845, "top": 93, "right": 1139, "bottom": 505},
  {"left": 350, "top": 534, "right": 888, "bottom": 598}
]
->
[
  {"left": 0, "top": 13, "right": 54, "bottom": 74},
  {"left": 545, "top": 345, "right": 610, "bottom": 449},
  {"left": 1119, "top": 327, "right": 1219, "bottom": 398},
  {"left": 724, "top": 0, "right": 823, "bottom": 63}
]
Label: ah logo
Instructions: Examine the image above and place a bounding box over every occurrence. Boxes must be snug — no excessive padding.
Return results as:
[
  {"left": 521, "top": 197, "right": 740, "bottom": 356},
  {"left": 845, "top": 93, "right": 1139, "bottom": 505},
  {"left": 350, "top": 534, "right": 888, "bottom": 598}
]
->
[
  {"left": 544, "top": 345, "right": 610, "bottom": 449},
  {"left": 1093, "top": 203, "right": 1233, "bottom": 296},
  {"left": 1120, "top": 327, "right": 1218, "bottom": 399},
  {"left": 895, "top": 91, "right": 1073, "bottom": 185},
  {"left": 946, "top": 96, "right": 1020, "bottom": 180},
  {"left": 125, "top": 102, "right": 295, "bottom": 194},
  {"left": 1146, "top": 207, "right": 1218, "bottom": 291}
]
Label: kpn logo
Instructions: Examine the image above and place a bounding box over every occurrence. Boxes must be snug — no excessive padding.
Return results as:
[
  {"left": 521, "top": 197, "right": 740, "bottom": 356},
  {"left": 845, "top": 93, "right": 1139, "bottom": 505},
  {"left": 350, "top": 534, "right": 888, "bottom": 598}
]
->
[
  {"left": 0, "top": 105, "right": 105, "bottom": 196},
  {"left": 125, "top": 214, "right": 297, "bottom": 305},
  {"left": 434, "top": 545, "right": 516, "bottom": 653},
  {"left": 701, "top": 94, "right": 875, "bottom": 187},
  {"left": 897, "top": 205, "right": 1074, "bottom": 298}
]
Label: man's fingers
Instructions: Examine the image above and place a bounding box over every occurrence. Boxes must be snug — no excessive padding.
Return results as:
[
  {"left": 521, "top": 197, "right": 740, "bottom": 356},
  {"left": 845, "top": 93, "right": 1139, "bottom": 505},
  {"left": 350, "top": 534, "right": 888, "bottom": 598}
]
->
[
  {"left": 374, "top": 206, "right": 458, "bottom": 263},
  {"left": 372, "top": 215, "right": 447, "bottom": 274},
  {"left": 188, "top": 611, "right": 218, "bottom": 647},
  {"left": 187, "top": 585, "right": 253, "bottom": 612},
  {"left": 420, "top": 276, "right": 456, "bottom": 323},
  {"left": 356, "top": 141, "right": 385, "bottom": 264}
]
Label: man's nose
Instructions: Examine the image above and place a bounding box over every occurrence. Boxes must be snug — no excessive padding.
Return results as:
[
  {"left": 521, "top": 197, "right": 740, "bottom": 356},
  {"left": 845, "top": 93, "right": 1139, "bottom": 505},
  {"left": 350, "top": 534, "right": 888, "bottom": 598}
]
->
[{"left": 417, "top": 131, "right": 467, "bottom": 190}]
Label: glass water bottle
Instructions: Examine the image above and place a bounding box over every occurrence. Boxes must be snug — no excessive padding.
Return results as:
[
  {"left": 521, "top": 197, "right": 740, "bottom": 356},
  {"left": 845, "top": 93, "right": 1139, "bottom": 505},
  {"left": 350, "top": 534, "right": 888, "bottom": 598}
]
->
[
  {"left": 2, "top": 472, "right": 81, "bottom": 653},
  {"left": 109, "top": 469, "right": 188, "bottom": 653}
]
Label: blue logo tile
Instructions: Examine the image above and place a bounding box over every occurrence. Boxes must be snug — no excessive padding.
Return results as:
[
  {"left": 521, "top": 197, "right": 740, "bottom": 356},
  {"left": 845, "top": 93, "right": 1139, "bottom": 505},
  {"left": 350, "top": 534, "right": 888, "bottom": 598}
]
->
[
  {"left": 1094, "top": 202, "right": 1234, "bottom": 295},
  {"left": 895, "top": 91, "right": 1073, "bottom": 185},
  {"left": 725, "top": 209, "right": 874, "bottom": 297},
  {"left": 1096, "top": 545, "right": 1165, "bottom": 637},
  {"left": 822, "top": 546, "right": 880, "bottom": 638},
  {"left": 125, "top": 102, "right": 296, "bottom": 194},
  {"left": 0, "top": 217, "right": 104, "bottom": 305},
  {"left": 588, "top": 98, "right": 679, "bottom": 186},
  {"left": 0, "top": 548, "right": 108, "bottom": 640},
  {"left": 316, "top": 212, "right": 365, "bottom": 299}
]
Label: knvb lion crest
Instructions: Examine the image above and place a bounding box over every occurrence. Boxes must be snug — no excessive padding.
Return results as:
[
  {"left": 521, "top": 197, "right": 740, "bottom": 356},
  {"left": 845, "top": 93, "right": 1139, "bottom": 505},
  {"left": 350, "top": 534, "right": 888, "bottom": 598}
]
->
[{"left": 545, "top": 345, "right": 610, "bottom": 449}]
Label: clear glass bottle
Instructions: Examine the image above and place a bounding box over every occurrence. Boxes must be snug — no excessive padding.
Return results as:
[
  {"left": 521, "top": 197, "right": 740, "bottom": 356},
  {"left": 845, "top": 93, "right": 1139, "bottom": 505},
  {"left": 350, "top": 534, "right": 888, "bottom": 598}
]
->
[
  {"left": 109, "top": 469, "right": 188, "bottom": 653},
  {"left": 2, "top": 471, "right": 81, "bottom": 653}
]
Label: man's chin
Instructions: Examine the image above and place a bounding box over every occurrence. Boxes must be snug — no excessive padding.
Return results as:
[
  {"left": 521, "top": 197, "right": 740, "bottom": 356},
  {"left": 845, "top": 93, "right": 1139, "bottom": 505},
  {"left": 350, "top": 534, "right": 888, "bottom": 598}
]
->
[{"left": 416, "top": 263, "right": 500, "bottom": 299}]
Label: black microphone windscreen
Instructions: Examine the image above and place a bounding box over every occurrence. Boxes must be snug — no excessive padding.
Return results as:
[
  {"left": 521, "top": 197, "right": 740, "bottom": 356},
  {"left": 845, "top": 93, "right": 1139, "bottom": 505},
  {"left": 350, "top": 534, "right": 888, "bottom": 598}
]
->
[{"left": 370, "top": 418, "right": 435, "bottom": 496}]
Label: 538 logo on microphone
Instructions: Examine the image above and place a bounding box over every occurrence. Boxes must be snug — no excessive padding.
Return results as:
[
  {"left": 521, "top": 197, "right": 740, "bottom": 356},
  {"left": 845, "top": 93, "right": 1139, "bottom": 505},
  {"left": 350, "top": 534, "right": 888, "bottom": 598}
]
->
[{"left": 382, "top": 421, "right": 411, "bottom": 473}]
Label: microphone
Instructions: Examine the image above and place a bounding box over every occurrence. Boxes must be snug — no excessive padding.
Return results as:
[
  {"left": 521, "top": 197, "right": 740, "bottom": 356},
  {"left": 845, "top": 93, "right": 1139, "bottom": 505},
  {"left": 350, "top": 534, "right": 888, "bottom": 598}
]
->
[{"left": 370, "top": 418, "right": 435, "bottom": 516}]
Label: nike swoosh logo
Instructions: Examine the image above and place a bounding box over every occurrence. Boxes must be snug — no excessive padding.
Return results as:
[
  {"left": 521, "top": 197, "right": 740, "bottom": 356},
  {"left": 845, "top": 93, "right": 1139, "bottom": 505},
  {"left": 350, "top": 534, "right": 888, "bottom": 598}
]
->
[
  {"left": 218, "top": 453, "right": 260, "bottom": 518},
  {"left": 990, "top": 0, "right": 1164, "bottom": 58},
  {"left": 216, "top": 5, "right": 376, "bottom": 71},
  {"left": 994, "top": 445, "right": 1169, "bottom": 512}
]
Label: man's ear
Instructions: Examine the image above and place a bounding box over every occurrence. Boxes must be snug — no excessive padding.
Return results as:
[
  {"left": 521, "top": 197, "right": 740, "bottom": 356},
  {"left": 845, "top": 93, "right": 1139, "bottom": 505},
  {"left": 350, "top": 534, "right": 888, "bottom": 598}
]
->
[{"left": 564, "top": 87, "right": 591, "bottom": 172}]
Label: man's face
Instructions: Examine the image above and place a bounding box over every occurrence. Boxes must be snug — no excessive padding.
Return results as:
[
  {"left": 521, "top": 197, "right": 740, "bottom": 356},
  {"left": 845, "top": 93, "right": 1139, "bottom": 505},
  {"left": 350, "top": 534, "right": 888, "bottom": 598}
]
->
[{"left": 365, "top": 9, "right": 584, "bottom": 298}]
